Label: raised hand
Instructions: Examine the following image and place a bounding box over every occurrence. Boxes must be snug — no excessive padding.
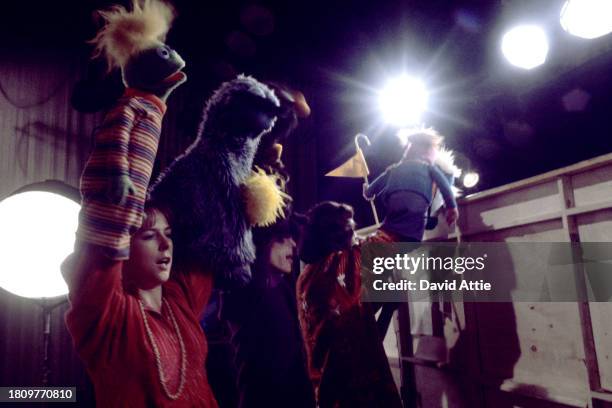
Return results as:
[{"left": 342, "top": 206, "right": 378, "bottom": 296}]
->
[
  {"left": 445, "top": 207, "right": 459, "bottom": 226},
  {"left": 107, "top": 175, "right": 136, "bottom": 206}
]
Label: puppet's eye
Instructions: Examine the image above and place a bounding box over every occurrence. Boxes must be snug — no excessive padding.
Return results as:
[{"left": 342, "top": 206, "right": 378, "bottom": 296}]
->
[{"left": 157, "top": 47, "right": 171, "bottom": 59}]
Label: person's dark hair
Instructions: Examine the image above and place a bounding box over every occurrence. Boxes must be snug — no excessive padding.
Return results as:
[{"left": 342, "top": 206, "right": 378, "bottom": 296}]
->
[
  {"left": 138, "top": 203, "right": 174, "bottom": 232},
  {"left": 250, "top": 213, "right": 303, "bottom": 286},
  {"left": 299, "top": 201, "right": 355, "bottom": 264}
]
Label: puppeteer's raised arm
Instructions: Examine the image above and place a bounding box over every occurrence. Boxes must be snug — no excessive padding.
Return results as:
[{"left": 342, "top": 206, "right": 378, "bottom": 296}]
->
[{"left": 364, "top": 170, "right": 390, "bottom": 199}]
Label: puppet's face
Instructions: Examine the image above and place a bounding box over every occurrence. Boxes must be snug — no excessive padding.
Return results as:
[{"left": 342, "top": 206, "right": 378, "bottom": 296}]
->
[
  {"left": 208, "top": 92, "right": 280, "bottom": 144},
  {"left": 200, "top": 75, "right": 281, "bottom": 145},
  {"left": 229, "top": 92, "right": 280, "bottom": 137},
  {"left": 123, "top": 43, "right": 187, "bottom": 98}
]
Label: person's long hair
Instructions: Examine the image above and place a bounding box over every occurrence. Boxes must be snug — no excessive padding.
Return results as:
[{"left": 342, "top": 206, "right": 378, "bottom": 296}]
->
[
  {"left": 299, "top": 201, "right": 355, "bottom": 264},
  {"left": 251, "top": 218, "right": 294, "bottom": 287}
]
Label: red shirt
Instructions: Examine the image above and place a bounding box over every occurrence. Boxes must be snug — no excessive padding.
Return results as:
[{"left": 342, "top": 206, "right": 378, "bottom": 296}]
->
[
  {"left": 63, "top": 250, "right": 218, "bottom": 407},
  {"left": 296, "top": 231, "right": 402, "bottom": 408}
]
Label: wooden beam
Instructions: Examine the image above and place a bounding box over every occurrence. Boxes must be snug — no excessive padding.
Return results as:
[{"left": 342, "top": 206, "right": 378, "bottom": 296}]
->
[
  {"left": 461, "top": 152, "right": 612, "bottom": 204},
  {"left": 558, "top": 176, "right": 602, "bottom": 395}
]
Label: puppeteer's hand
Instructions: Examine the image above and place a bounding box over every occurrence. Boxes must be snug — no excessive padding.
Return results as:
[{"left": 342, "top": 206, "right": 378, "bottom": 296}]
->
[
  {"left": 107, "top": 175, "right": 136, "bottom": 206},
  {"left": 446, "top": 207, "right": 459, "bottom": 226},
  {"left": 362, "top": 182, "right": 373, "bottom": 201}
]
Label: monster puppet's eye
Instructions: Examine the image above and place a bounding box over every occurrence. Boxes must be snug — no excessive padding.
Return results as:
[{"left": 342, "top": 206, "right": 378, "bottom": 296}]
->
[{"left": 157, "top": 46, "right": 171, "bottom": 59}]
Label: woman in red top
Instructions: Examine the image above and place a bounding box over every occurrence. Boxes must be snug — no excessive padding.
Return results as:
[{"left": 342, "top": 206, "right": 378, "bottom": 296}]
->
[
  {"left": 297, "top": 201, "right": 402, "bottom": 408},
  {"left": 62, "top": 206, "right": 218, "bottom": 407}
]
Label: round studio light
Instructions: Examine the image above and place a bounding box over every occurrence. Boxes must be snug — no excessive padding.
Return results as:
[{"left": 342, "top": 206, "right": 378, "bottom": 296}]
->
[
  {"left": 462, "top": 172, "right": 480, "bottom": 188},
  {"left": 560, "top": 0, "right": 612, "bottom": 39},
  {"left": 379, "top": 75, "right": 428, "bottom": 127},
  {"left": 501, "top": 25, "right": 549, "bottom": 69},
  {"left": 0, "top": 183, "right": 80, "bottom": 298}
]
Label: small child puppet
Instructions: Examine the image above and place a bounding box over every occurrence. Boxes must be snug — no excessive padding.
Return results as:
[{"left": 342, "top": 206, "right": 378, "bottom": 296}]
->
[
  {"left": 76, "top": 0, "right": 187, "bottom": 259},
  {"left": 363, "top": 128, "right": 459, "bottom": 241}
]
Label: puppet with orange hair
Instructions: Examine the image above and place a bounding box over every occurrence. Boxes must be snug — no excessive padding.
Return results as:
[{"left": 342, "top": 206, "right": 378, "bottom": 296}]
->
[{"left": 76, "top": 0, "right": 186, "bottom": 259}]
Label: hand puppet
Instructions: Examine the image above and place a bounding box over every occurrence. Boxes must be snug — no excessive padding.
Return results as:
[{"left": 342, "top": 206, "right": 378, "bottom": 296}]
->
[
  {"left": 76, "top": 0, "right": 186, "bottom": 259},
  {"left": 248, "top": 82, "right": 311, "bottom": 257},
  {"left": 252, "top": 82, "right": 310, "bottom": 189},
  {"left": 148, "top": 75, "right": 286, "bottom": 286}
]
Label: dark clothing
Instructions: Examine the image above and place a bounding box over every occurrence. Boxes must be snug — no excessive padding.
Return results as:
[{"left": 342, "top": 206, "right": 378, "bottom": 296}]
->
[
  {"left": 365, "top": 159, "right": 456, "bottom": 240},
  {"left": 201, "top": 290, "right": 239, "bottom": 408},
  {"left": 223, "top": 272, "right": 315, "bottom": 408},
  {"left": 383, "top": 191, "right": 430, "bottom": 240},
  {"left": 366, "top": 160, "right": 456, "bottom": 207}
]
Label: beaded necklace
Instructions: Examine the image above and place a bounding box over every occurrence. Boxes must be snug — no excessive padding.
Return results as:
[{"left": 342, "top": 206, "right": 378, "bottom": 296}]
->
[{"left": 138, "top": 298, "right": 187, "bottom": 400}]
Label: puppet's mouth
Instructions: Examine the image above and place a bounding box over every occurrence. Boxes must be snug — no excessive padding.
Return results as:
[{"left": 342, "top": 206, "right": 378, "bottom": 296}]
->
[{"left": 162, "top": 71, "right": 186, "bottom": 84}]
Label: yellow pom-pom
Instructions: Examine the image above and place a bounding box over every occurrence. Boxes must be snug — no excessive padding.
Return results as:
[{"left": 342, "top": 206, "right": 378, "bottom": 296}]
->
[{"left": 241, "top": 169, "right": 288, "bottom": 227}]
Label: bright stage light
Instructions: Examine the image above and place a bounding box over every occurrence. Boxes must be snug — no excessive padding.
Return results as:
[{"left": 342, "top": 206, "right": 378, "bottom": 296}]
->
[
  {"left": 463, "top": 172, "right": 480, "bottom": 188},
  {"left": 501, "top": 25, "right": 549, "bottom": 69},
  {"left": 379, "top": 76, "right": 428, "bottom": 127},
  {"left": 396, "top": 128, "right": 412, "bottom": 146},
  {"left": 560, "top": 0, "right": 612, "bottom": 39},
  {"left": 0, "top": 186, "right": 80, "bottom": 298}
]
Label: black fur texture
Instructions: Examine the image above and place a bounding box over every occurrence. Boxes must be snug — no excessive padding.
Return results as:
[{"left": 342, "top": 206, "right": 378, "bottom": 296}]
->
[{"left": 148, "top": 75, "right": 280, "bottom": 286}]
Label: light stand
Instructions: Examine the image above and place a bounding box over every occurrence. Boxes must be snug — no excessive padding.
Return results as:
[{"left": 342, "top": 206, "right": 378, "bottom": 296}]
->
[{"left": 37, "top": 297, "right": 68, "bottom": 386}]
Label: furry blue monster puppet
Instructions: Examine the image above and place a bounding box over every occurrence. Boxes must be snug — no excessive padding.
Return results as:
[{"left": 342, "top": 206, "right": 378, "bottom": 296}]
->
[{"left": 148, "top": 75, "right": 286, "bottom": 287}]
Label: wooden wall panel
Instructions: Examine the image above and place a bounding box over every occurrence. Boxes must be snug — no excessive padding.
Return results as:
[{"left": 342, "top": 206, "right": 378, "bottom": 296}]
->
[
  {"left": 501, "top": 303, "right": 588, "bottom": 403},
  {"left": 469, "top": 222, "right": 589, "bottom": 404},
  {"left": 589, "top": 302, "right": 612, "bottom": 392},
  {"left": 577, "top": 209, "right": 612, "bottom": 242},
  {"left": 483, "top": 387, "right": 584, "bottom": 408},
  {"left": 410, "top": 154, "right": 612, "bottom": 407},
  {"left": 578, "top": 209, "right": 612, "bottom": 392},
  {"left": 461, "top": 181, "right": 560, "bottom": 234},
  {"left": 571, "top": 167, "right": 612, "bottom": 208}
]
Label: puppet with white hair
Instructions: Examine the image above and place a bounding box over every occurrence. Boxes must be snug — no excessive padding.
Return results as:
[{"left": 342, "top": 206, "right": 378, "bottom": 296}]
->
[{"left": 76, "top": 0, "right": 187, "bottom": 259}]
